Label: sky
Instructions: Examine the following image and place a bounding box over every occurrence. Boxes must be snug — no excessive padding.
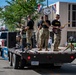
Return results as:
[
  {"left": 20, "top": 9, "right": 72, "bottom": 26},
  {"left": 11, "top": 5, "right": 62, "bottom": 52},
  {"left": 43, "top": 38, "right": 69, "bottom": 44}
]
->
[
  {"left": 0, "top": 0, "right": 76, "bottom": 7},
  {"left": 0, "top": 0, "right": 11, "bottom": 7}
]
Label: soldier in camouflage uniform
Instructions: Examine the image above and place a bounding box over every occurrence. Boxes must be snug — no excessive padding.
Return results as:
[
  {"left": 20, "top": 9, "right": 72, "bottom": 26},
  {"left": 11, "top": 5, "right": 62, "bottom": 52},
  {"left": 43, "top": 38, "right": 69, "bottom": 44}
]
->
[
  {"left": 37, "top": 16, "right": 44, "bottom": 48},
  {"left": 39, "top": 15, "right": 51, "bottom": 51},
  {"left": 25, "top": 15, "right": 34, "bottom": 49},
  {"left": 52, "top": 14, "right": 64, "bottom": 51}
]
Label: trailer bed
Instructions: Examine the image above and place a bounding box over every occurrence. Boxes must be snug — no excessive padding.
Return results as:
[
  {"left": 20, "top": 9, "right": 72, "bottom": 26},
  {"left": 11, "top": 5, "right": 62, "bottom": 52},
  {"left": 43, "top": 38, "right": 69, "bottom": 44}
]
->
[
  {"left": 8, "top": 47, "right": 76, "bottom": 69},
  {"left": 8, "top": 47, "right": 76, "bottom": 55}
]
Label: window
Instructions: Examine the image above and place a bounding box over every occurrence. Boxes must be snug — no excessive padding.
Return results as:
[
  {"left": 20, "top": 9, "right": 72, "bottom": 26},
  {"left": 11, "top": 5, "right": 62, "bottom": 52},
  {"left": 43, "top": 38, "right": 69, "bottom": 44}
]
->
[
  {"left": 72, "top": 5, "right": 76, "bottom": 27},
  {"left": 72, "top": 21, "right": 76, "bottom": 27},
  {"left": 0, "top": 32, "right": 7, "bottom": 39},
  {"left": 72, "top": 11, "right": 76, "bottom": 20},
  {"left": 68, "top": 4, "right": 76, "bottom": 27},
  {"left": 68, "top": 4, "right": 71, "bottom": 27},
  {"left": 72, "top": 5, "right": 76, "bottom": 10},
  {"left": 68, "top": 11, "right": 70, "bottom": 27},
  {"left": 68, "top": 4, "right": 70, "bottom": 10},
  {"left": 67, "top": 31, "right": 76, "bottom": 43}
]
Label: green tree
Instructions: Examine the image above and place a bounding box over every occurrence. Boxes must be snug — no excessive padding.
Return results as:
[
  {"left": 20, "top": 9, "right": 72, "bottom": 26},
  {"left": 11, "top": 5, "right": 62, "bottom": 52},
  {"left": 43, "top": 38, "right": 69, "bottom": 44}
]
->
[{"left": 0, "top": 0, "right": 45, "bottom": 31}]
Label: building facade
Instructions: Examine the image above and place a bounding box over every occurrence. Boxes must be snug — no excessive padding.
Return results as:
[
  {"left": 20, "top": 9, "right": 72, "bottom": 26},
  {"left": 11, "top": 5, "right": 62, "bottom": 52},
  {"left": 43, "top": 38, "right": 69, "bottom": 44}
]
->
[
  {"left": 34, "top": 1, "right": 76, "bottom": 46},
  {"left": 51, "top": 1, "right": 76, "bottom": 46},
  {"left": 46, "top": 1, "right": 76, "bottom": 46}
]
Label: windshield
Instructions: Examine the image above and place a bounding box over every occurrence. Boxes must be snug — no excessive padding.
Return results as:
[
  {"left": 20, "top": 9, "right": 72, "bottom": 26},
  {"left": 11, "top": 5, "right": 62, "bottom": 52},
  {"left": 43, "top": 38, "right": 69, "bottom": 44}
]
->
[{"left": 0, "top": 33, "right": 7, "bottom": 39}]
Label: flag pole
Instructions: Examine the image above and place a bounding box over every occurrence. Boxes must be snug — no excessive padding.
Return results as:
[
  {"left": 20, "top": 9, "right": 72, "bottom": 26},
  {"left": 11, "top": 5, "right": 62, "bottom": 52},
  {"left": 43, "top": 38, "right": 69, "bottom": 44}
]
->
[{"left": 47, "top": 0, "right": 48, "bottom": 7}]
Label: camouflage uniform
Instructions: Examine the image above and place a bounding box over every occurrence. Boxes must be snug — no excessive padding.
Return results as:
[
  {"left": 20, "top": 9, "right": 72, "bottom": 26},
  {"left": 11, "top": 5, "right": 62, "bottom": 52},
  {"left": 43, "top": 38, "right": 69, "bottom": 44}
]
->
[
  {"left": 39, "top": 15, "right": 51, "bottom": 50},
  {"left": 37, "top": 16, "right": 44, "bottom": 48},
  {"left": 26, "top": 29, "right": 33, "bottom": 47},
  {"left": 36, "top": 31, "right": 39, "bottom": 47},
  {"left": 40, "top": 28, "right": 49, "bottom": 49},
  {"left": 54, "top": 30, "right": 61, "bottom": 50},
  {"left": 37, "top": 30, "right": 41, "bottom": 47},
  {"left": 52, "top": 14, "right": 61, "bottom": 51},
  {"left": 26, "top": 16, "right": 34, "bottom": 49}
]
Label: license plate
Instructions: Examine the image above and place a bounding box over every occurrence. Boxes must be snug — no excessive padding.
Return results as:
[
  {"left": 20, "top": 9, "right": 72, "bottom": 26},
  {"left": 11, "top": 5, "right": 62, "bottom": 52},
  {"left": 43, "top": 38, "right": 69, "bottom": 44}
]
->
[{"left": 31, "top": 61, "right": 39, "bottom": 65}]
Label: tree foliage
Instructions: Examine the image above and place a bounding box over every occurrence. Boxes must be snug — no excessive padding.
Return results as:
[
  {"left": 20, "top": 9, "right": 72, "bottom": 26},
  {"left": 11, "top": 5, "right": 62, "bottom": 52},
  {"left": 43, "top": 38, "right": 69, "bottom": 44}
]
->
[{"left": 0, "top": 0, "right": 45, "bottom": 31}]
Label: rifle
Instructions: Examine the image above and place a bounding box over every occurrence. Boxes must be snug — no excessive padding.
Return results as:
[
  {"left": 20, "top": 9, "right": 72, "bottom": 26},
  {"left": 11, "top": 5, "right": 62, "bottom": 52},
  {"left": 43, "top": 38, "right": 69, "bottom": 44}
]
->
[{"left": 52, "top": 22, "right": 71, "bottom": 34}]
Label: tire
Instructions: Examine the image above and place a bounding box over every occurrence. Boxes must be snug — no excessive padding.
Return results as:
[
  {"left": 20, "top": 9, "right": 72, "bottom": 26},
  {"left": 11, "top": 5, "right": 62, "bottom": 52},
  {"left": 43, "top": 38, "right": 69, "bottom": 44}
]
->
[
  {"left": 19, "top": 59, "right": 26, "bottom": 69},
  {"left": 1, "top": 49, "right": 3, "bottom": 56},
  {"left": 9, "top": 52, "right": 13, "bottom": 66},
  {"left": 12, "top": 54, "right": 20, "bottom": 69}
]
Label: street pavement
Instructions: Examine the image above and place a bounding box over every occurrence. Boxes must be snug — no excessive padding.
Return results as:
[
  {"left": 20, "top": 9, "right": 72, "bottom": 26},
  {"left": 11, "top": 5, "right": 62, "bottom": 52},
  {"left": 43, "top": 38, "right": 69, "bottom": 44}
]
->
[{"left": 0, "top": 56, "right": 76, "bottom": 75}]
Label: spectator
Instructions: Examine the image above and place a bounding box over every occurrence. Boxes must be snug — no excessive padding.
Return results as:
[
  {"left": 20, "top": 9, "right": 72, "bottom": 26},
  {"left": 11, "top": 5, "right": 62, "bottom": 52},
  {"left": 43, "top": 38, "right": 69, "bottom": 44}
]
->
[{"left": 48, "top": 37, "right": 52, "bottom": 48}]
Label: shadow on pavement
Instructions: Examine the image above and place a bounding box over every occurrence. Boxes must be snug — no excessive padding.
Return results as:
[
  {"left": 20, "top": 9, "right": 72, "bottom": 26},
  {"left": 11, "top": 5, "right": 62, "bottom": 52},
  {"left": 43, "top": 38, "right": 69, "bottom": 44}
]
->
[{"left": 19, "top": 64, "right": 76, "bottom": 75}]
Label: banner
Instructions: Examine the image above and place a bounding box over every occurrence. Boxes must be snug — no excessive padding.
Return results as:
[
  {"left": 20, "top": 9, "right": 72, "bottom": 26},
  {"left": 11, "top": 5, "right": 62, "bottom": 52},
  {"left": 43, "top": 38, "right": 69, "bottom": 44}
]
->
[
  {"left": 38, "top": 4, "right": 42, "bottom": 13},
  {"left": 52, "top": 4, "right": 56, "bottom": 13}
]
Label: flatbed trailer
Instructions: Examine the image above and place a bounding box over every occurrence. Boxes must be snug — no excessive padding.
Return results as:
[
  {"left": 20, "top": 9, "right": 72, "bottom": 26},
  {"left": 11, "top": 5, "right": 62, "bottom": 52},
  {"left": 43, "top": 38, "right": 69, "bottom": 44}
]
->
[{"left": 8, "top": 48, "right": 76, "bottom": 69}]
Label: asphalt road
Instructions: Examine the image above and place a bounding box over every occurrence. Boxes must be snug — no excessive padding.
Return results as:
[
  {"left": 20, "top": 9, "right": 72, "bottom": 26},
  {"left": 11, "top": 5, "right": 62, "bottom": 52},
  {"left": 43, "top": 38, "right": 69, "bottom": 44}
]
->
[{"left": 0, "top": 57, "right": 76, "bottom": 75}]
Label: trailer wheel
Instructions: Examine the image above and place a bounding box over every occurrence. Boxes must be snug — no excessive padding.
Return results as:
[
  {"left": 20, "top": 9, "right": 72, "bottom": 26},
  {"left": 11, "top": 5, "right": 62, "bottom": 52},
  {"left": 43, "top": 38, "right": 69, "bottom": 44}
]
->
[
  {"left": 19, "top": 59, "right": 26, "bottom": 69},
  {"left": 9, "top": 53, "right": 13, "bottom": 66},
  {"left": 12, "top": 54, "right": 20, "bottom": 69}
]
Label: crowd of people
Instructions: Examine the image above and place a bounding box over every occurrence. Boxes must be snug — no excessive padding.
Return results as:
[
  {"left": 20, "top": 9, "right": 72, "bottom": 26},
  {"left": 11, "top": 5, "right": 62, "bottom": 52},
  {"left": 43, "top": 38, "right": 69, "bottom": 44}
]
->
[{"left": 16, "top": 14, "right": 65, "bottom": 51}]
